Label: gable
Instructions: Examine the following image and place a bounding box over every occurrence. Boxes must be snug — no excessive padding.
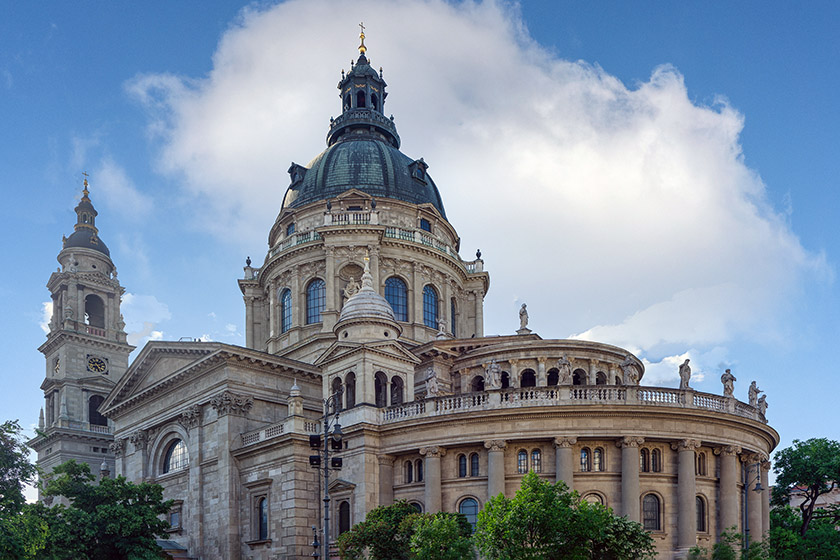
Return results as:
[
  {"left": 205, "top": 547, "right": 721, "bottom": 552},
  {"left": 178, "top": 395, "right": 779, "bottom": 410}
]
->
[{"left": 316, "top": 339, "right": 420, "bottom": 367}]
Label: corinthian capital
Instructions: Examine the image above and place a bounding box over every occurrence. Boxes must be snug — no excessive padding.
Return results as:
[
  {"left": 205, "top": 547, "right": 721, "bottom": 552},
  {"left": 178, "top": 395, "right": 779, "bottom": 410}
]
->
[
  {"left": 672, "top": 439, "right": 701, "bottom": 452},
  {"left": 553, "top": 436, "right": 577, "bottom": 448},
  {"left": 210, "top": 390, "right": 254, "bottom": 417},
  {"left": 714, "top": 445, "right": 742, "bottom": 456},
  {"left": 617, "top": 436, "right": 645, "bottom": 448},
  {"left": 484, "top": 440, "right": 507, "bottom": 452},
  {"left": 419, "top": 446, "right": 446, "bottom": 458}
]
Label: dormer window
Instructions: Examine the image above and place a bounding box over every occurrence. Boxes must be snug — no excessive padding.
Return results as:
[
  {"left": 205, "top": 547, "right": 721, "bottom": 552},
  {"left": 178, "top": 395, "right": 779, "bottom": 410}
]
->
[
  {"left": 286, "top": 223, "right": 296, "bottom": 236},
  {"left": 420, "top": 219, "right": 432, "bottom": 232},
  {"left": 288, "top": 163, "right": 307, "bottom": 186},
  {"left": 409, "top": 158, "right": 429, "bottom": 184}
]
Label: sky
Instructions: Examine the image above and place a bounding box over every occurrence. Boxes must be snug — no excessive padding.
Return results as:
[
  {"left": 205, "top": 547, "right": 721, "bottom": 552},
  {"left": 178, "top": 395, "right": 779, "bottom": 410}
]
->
[{"left": 3, "top": 0, "right": 839, "bottom": 474}]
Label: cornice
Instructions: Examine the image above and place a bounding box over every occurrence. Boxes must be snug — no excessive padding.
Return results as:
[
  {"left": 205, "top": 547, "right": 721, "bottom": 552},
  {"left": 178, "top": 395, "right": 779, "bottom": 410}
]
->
[{"left": 38, "top": 330, "right": 135, "bottom": 355}]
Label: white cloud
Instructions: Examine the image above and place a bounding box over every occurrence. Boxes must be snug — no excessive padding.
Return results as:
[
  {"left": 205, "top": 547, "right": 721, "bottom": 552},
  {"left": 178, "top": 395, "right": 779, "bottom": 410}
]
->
[
  {"left": 94, "top": 157, "right": 153, "bottom": 219},
  {"left": 127, "top": 0, "right": 828, "bottom": 374},
  {"left": 122, "top": 293, "right": 171, "bottom": 347},
  {"left": 40, "top": 301, "right": 53, "bottom": 334}
]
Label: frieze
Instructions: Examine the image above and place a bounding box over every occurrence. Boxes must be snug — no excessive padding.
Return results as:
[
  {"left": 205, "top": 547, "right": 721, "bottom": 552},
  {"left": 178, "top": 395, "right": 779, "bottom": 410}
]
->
[{"left": 210, "top": 390, "right": 254, "bottom": 417}]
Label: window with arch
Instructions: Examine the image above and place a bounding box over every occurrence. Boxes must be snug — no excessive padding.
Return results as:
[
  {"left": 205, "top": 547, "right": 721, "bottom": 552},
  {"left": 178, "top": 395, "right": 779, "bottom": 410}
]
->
[
  {"left": 572, "top": 368, "right": 586, "bottom": 385},
  {"left": 459, "top": 454, "right": 467, "bottom": 478},
  {"left": 547, "top": 368, "right": 559, "bottom": 386},
  {"left": 384, "top": 277, "right": 408, "bottom": 321},
  {"left": 652, "top": 448, "right": 662, "bottom": 473},
  {"left": 520, "top": 369, "right": 536, "bottom": 388},
  {"left": 470, "top": 453, "right": 479, "bottom": 477},
  {"left": 640, "top": 448, "right": 650, "bottom": 472},
  {"left": 391, "top": 376, "right": 404, "bottom": 406},
  {"left": 415, "top": 459, "right": 424, "bottom": 482},
  {"left": 583, "top": 493, "right": 604, "bottom": 505},
  {"left": 696, "top": 451, "right": 707, "bottom": 476},
  {"left": 280, "top": 288, "right": 292, "bottom": 333},
  {"left": 306, "top": 279, "right": 326, "bottom": 324},
  {"left": 593, "top": 447, "right": 604, "bottom": 472},
  {"left": 696, "top": 496, "right": 706, "bottom": 532},
  {"left": 344, "top": 94, "right": 351, "bottom": 110},
  {"left": 162, "top": 439, "right": 189, "bottom": 474},
  {"left": 517, "top": 450, "right": 528, "bottom": 474},
  {"left": 419, "top": 218, "right": 432, "bottom": 232},
  {"left": 423, "top": 285, "right": 438, "bottom": 328},
  {"left": 256, "top": 497, "right": 268, "bottom": 540},
  {"left": 580, "top": 448, "right": 592, "bottom": 472},
  {"left": 375, "top": 372, "right": 387, "bottom": 408},
  {"left": 501, "top": 371, "right": 510, "bottom": 389},
  {"left": 331, "top": 378, "right": 343, "bottom": 412},
  {"left": 404, "top": 460, "right": 413, "bottom": 484},
  {"left": 371, "top": 93, "right": 378, "bottom": 111},
  {"left": 345, "top": 372, "right": 356, "bottom": 408},
  {"left": 459, "top": 498, "right": 479, "bottom": 532},
  {"left": 410, "top": 502, "right": 423, "bottom": 513},
  {"left": 356, "top": 90, "right": 366, "bottom": 108},
  {"left": 84, "top": 294, "right": 105, "bottom": 328},
  {"left": 471, "top": 376, "right": 485, "bottom": 392},
  {"left": 88, "top": 395, "right": 107, "bottom": 426},
  {"left": 595, "top": 371, "right": 607, "bottom": 385},
  {"left": 450, "top": 298, "right": 457, "bottom": 336},
  {"left": 339, "top": 500, "right": 351, "bottom": 535},
  {"left": 531, "top": 449, "right": 542, "bottom": 473},
  {"left": 643, "top": 494, "right": 661, "bottom": 531}
]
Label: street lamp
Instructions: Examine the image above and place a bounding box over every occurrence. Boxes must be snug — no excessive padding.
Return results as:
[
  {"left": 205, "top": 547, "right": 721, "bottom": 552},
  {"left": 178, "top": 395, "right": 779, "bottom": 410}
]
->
[
  {"left": 309, "top": 385, "right": 344, "bottom": 558},
  {"left": 743, "top": 461, "right": 765, "bottom": 552}
]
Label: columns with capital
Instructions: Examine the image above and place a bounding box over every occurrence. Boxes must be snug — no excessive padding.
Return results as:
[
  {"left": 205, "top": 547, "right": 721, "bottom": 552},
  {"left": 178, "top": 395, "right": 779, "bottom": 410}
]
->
[
  {"left": 716, "top": 445, "right": 742, "bottom": 535},
  {"left": 554, "top": 437, "right": 577, "bottom": 490},
  {"left": 743, "top": 454, "right": 764, "bottom": 544},
  {"left": 378, "top": 455, "right": 395, "bottom": 506},
  {"left": 617, "top": 436, "right": 644, "bottom": 522},
  {"left": 761, "top": 460, "right": 771, "bottom": 538},
  {"left": 484, "top": 440, "right": 507, "bottom": 499},
  {"left": 673, "top": 439, "right": 701, "bottom": 552},
  {"left": 420, "top": 446, "right": 445, "bottom": 513}
]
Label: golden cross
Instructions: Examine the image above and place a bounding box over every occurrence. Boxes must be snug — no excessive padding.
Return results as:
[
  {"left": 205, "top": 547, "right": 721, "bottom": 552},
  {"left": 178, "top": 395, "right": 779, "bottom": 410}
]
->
[
  {"left": 82, "top": 171, "right": 90, "bottom": 190},
  {"left": 359, "top": 22, "right": 365, "bottom": 34}
]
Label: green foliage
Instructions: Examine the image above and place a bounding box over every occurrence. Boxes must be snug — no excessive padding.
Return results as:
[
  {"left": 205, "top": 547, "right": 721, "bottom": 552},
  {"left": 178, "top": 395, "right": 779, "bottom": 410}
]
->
[
  {"left": 35, "top": 460, "right": 173, "bottom": 560},
  {"left": 687, "top": 528, "right": 770, "bottom": 560},
  {"left": 768, "top": 506, "right": 840, "bottom": 560},
  {"left": 337, "top": 500, "right": 419, "bottom": 560},
  {"left": 409, "top": 512, "right": 474, "bottom": 560},
  {"left": 773, "top": 437, "right": 840, "bottom": 535},
  {"left": 474, "top": 471, "right": 655, "bottom": 560}
]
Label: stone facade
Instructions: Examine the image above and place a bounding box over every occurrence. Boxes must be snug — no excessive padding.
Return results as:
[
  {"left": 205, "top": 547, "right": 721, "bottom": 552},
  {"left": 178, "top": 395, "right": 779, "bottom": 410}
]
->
[{"left": 36, "top": 42, "right": 779, "bottom": 560}]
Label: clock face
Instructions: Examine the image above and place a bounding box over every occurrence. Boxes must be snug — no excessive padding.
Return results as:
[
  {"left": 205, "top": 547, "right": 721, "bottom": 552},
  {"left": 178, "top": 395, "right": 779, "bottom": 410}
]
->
[{"left": 87, "top": 356, "right": 108, "bottom": 374}]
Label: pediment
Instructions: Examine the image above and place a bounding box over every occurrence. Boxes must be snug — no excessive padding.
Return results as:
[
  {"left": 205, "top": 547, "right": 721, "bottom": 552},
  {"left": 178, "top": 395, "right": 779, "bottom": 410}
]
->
[
  {"left": 315, "top": 339, "right": 420, "bottom": 367},
  {"left": 328, "top": 478, "right": 356, "bottom": 493}
]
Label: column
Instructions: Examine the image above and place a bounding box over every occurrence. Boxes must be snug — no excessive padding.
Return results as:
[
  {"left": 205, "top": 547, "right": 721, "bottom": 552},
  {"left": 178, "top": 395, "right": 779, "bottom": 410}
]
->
[
  {"left": 378, "top": 455, "right": 395, "bottom": 506},
  {"left": 244, "top": 296, "right": 255, "bottom": 348},
  {"left": 484, "top": 440, "right": 507, "bottom": 499},
  {"left": 473, "top": 289, "right": 484, "bottom": 337},
  {"left": 420, "top": 446, "right": 445, "bottom": 513},
  {"left": 618, "top": 436, "right": 644, "bottom": 521},
  {"left": 325, "top": 246, "right": 336, "bottom": 312},
  {"left": 554, "top": 437, "right": 577, "bottom": 490},
  {"left": 744, "top": 454, "right": 763, "bottom": 543},
  {"left": 761, "top": 460, "right": 771, "bottom": 538},
  {"left": 537, "top": 358, "right": 547, "bottom": 387},
  {"left": 675, "top": 439, "right": 700, "bottom": 551},
  {"left": 291, "top": 267, "right": 301, "bottom": 329},
  {"left": 717, "top": 446, "right": 741, "bottom": 535},
  {"left": 589, "top": 360, "right": 598, "bottom": 385}
]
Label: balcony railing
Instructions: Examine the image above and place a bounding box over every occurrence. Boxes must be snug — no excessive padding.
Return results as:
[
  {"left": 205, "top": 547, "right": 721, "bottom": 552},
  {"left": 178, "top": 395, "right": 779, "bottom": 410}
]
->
[{"left": 269, "top": 230, "right": 323, "bottom": 258}]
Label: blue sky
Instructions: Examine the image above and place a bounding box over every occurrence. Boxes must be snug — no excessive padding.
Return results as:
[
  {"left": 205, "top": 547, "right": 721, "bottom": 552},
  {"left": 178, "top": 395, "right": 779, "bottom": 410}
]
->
[{"left": 3, "top": 1, "right": 838, "bottom": 469}]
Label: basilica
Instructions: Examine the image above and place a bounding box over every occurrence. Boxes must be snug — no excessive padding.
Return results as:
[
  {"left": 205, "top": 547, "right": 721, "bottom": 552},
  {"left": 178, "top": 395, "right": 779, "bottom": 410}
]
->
[{"left": 30, "top": 35, "right": 779, "bottom": 560}]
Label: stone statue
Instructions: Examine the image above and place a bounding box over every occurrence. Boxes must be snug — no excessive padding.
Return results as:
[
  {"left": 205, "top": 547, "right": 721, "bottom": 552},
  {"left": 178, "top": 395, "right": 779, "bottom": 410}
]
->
[
  {"left": 342, "top": 276, "right": 360, "bottom": 299},
  {"left": 557, "top": 354, "right": 572, "bottom": 385},
  {"left": 748, "top": 381, "right": 762, "bottom": 407},
  {"left": 620, "top": 355, "right": 639, "bottom": 385},
  {"left": 425, "top": 368, "right": 440, "bottom": 397},
  {"left": 486, "top": 359, "right": 502, "bottom": 389},
  {"left": 519, "top": 303, "right": 529, "bottom": 330},
  {"left": 757, "top": 394, "right": 768, "bottom": 416},
  {"left": 721, "top": 369, "right": 736, "bottom": 398},
  {"left": 679, "top": 359, "right": 691, "bottom": 390}
]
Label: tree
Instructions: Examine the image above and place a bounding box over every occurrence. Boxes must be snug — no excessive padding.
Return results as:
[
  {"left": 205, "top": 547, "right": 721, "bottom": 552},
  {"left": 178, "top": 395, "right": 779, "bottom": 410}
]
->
[
  {"left": 773, "top": 438, "right": 840, "bottom": 536},
  {"left": 0, "top": 420, "right": 47, "bottom": 559},
  {"left": 337, "top": 500, "right": 419, "bottom": 560},
  {"left": 767, "top": 506, "right": 840, "bottom": 560},
  {"left": 34, "top": 460, "right": 173, "bottom": 560},
  {"left": 474, "top": 471, "right": 656, "bottom": 560},
  {"left": 409, "top": 512, "right": 474, "bottom": 560}
]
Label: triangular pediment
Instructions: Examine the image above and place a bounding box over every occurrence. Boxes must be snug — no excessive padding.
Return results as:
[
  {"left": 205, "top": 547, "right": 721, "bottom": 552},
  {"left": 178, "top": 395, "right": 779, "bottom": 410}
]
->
[
  {"left": 315, "top": 338, "right": 421, "bottom": 367},
  {"left": 328, "top": 478, "right": 356, "bottom": 493}
]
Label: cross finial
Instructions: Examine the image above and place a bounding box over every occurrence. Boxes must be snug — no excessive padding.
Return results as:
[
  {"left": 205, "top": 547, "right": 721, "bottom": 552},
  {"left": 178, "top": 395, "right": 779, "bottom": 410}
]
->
[
  {"left": 82, "top": 171, "right": 90, "bottom": 195},
  {"left": 358, "top": 22, "right": 367, "bottom": 54}
]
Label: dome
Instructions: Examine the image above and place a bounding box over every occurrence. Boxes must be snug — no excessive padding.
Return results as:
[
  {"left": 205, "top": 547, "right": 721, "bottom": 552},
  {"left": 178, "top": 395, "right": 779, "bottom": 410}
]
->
[
  {"left": 64, "top": 229, "right": 110, "bottom": 256},
  {"left": 281, "top": 136, "right": 447, "bottom": 218},
  {"left": 338, "top": 278, "right": 397, "bottom": 325}
]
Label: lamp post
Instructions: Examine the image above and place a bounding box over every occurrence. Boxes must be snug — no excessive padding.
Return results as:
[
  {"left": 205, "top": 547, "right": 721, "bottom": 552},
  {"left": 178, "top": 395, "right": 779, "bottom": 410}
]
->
[
  {"left": 309, "top": 386, "right": 344, "bottom": 559},
  {"left": 743, "top": 461, "right": 765, "bottom": 553}
]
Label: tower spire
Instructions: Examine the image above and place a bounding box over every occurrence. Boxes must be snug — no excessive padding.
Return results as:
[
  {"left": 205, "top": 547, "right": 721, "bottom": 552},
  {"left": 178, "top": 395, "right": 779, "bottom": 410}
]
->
[{"left": 358, "top": 22, "right": 366, "bottom": 54}]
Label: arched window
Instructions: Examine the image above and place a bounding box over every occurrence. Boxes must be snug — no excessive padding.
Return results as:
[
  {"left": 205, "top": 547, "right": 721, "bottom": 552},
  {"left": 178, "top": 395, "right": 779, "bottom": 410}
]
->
[
  {"left": 391, "top": 376, "right": 404, "bottom": 405},
  {"left": 472, "top": 376, "right": 485, "bottom": 392},
  {"left": 371, "top": 93, "right": 378, "bottom": 111},
  {"left": 280, "top": 288, "right": 292, "bottom": 333},
  {"left": 520, "top": 370, "right": 536, "bottom": 388},
  {"left": 332, "top": 378, "right": 343, "bottom": 412},
  {"left": 84, "top": 294, "right": 105, "bottom": 328},
  {"left": 410, "top": 502, "right": 423, "bottom": 513},
  {"left": 286, "top": 222, "right": 295, "bottom": 236},
  {"left": 344, "top": 94, "right": 351, "bottom": 110},
  {"left": 458, "top": 454, "right": 467, "bottom": 477},
  {"left": 572, "top": 369, "right": 586, "bottom": 385},
  {"left": 450, "top": 298, "right": 457, "bottom": 336},
  {"left": 517, "top": 450, "right": 528, "bottom": 474},
  {"left": 306, "top": 279, "right": 326, "bottom": 324},
  {"left": 696, "top": 496, "right": 706, "bottom": 532},
  {"left": 415, "top": 459, "right": 424, "bottom": 482},
  {"left": 339, "top": 500, "right": 351, "bottom": 535},
  {"left": 375, "top": 372, "right": 387, "bottom": 408},
  {"left": 384, "top": 277, "right": 408, "bottom": 321},
  {"left": 423, "top": 285, "right": 438, "bottom": 328},
  {"left": 356, "top": 90, "right": 366, "bottom": 108},
  {"left": 419, "top": 218, "right": 432, "bottom": 232},
  {"left": 470, "top": 453, "right": 479, "bottom": 476},
  {"left": 88, "top": 395, "right": 107, "bottom": 426},
  {"left": 640, "top": 448, "right": 650, "bottom": 472},
  {"left": 547, "top": 368, "right": 559, "bottom": 386},
  {"left": 345, "top": 372, "right": 356, "bottom": 408},
  {"left": 257, "top": 497, "right": 268, "bottom": 540},
  {"left": 404, "top": 460, "right": 413, "bottom": 483},
  {"left": 459, "top": 498, "right": 479, "bottom": 532},
  {"left": 595, "top": 371, "right": 607, "bottom": 385},
  {"left": 162, "top": 439, "right": 188, "bottom": 474},
  {"left": 583, "top": 493, "right": 604, "bottom": 505},
  {"left": 531, "top": 449, "right": 542, "bottom": 473},
  {"left": 593, "top": 447, "right": 604, "bottom": 472},
  {"left": 696, "top": 452, "right": 707, "bottom": 476},
  {"left": 652, "top": 448, "right": 661, "bottom": 473},
  {"left": 580, "top": 448, "right": 591, "bottom": 472},
  {"left": 501, "top": 371, "right": 510, "bottom": 389},
  {"left": 643, "top": 494, "right": 661, "bottom": 531}
]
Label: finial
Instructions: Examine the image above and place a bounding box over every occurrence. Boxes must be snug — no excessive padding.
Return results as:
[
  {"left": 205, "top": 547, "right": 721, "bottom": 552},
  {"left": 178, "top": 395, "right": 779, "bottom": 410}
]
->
[
  {"left": 359, "top": 22, "right": 366, "bottom": 54},
  {"left": 82, "top": 171, "right": 90, "bottom": 197},
  {"left": 246, "top": 256, "right": 251, "bottom": 267},
  {"left": 379, "top": 66, "right": 383, "bottom": 78},
  {"left": 476, "top": 249, "right": 482, "bottom": 259},
  {"left": 361, "top": 251, "right": 374, "bottom": 290},
  {"left": 341, "top": 69, "right": 345, "bottom": 79}
]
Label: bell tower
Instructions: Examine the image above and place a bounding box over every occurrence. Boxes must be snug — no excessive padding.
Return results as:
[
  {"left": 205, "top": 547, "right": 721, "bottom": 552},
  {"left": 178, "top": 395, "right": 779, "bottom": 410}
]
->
[{"left": 29, "top": 177, "right": 134, "bottom": 482}]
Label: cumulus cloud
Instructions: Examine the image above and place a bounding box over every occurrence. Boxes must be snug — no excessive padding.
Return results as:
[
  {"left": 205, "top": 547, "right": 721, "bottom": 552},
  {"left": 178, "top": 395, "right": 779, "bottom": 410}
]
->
[
  {"left": 40, "top": 301, "right": 53, "bottom": 334},
  {"left": 94, "top": 158, "right": 153, "bottom": 219},
  {"left": 122, "top": 293, "right": 171, "bottom": 347},
  {"left": 127, "top": 0, "right": 828, "bottom": 385}
]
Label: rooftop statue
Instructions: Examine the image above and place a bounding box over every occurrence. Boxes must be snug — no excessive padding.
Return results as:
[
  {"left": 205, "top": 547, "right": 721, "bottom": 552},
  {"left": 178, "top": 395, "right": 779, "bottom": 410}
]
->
[
  {"left": 721, "top": 369, "right": 736, "bottom": 398},
  {"left": 557, "top": 354, "right": 572, "bottom": 385},
  {"left": 679, "top": 359, "right": 691, "bottom": 390},
  {"left": 620, "top": 355, "right": 639, "bottom": 385},
  {"left": 748, "top": 381, "right": 762, "bottom": 407},
  {"left": 486, "top": 359, "right": 502, "bottom": 389},
  {"left": 519, "top": 303, "right": 529, "bottom": 330}
]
